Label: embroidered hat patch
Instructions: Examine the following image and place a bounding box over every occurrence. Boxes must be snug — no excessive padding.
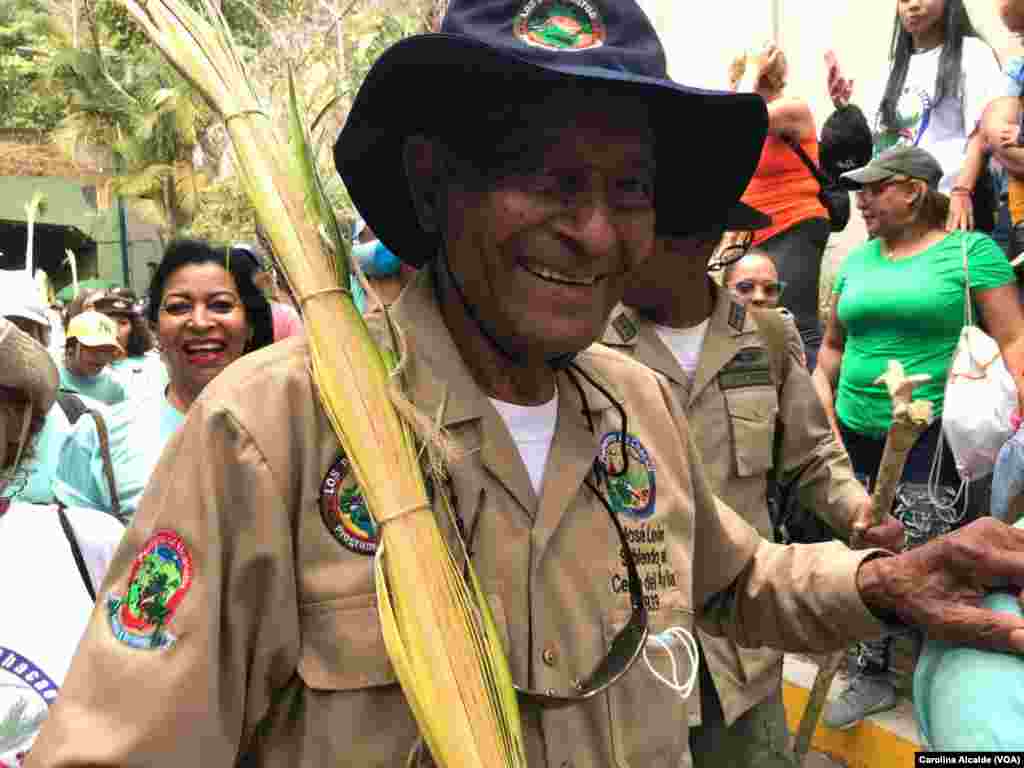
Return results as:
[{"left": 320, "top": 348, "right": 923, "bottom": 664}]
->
[
  {"left": 320, "top": 452, "right": 378, "bottom": 556},
  {"left": 514, "top": 0, "right": 606, "bottom": 51},
  {"left": 599, "top": 432, "right": 656, "bottom": 520},
  {"left": 107, "top": 530, "right": 193, "bottom": 651}
]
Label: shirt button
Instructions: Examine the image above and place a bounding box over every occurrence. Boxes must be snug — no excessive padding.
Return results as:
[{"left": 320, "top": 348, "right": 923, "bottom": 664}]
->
[
  {"left": 561, "top": 761, "right": 572, "bottom": 768},
  {"left": 542, "top": 646, "right": 558, "bottom": 666}
]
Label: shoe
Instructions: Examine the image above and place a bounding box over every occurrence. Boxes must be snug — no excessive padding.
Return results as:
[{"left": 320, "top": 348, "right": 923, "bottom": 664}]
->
[{"left": 822, "top": 674, "right": 897, "bottom": 729}]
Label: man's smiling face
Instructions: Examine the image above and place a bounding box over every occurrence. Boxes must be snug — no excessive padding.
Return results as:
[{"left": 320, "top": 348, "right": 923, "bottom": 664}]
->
[{"left": 439, "top": 86, "right": 656, "bottom": 364}]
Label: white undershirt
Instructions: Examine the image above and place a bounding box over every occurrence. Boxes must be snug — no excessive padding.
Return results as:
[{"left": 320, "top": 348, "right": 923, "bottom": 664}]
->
[
  {"left": 653, "top": 319, "right": 710, "bottom": 380},
  {"left": 489, "top": 394, "right": 559, "bottom": 496}
]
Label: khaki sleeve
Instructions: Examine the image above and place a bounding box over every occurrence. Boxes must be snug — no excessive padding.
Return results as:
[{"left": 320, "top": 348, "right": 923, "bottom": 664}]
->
[
  {"left": 27, "top": 400, "right": 301, "bottom": 766},
  {"left": 774, "top": 314, "right": 867, "bottom": 540},
  {"left": 656, "top": 376, "right": 888, "bottom": 654}
]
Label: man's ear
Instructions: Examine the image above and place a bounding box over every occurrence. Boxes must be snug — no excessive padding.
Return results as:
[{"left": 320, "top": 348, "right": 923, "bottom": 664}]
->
[{"left": 403, "top": 135, "right": 446, "bottom": 235}]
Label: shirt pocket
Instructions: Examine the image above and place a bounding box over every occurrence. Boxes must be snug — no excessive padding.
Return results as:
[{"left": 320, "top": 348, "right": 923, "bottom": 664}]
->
[
  {"left": 297, "top": 591, "right": 513, "bottom": 691},
  {"left": 723, "top": 387, "right": 778, "bottom": 478},
  {"left": 298, "top": 596, "right": 398, "bottom": 691},
  {"left": 603, "top": 588, "right": 695, "bottom": 768}
]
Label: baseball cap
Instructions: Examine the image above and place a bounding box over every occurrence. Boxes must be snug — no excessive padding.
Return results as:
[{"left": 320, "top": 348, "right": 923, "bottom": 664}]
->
[
  {"left": 0, "top": 270, "right": 49, "bottom": 329},
  {"left": 93, "top": 295, "right": 136, "bottom": 317},
  {"left": 840, "top": 146, "right": 943, "bottom": 190},
  {"left": 66, "top": 310, "right": 124, "bottom": 353}
]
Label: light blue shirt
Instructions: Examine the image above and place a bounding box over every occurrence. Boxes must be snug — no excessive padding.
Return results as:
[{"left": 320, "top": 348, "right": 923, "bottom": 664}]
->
[
  {"left": 914, "top": 519, "right": 1024, "bottom": 749},
  {"left": 14, "top": 402, "right": 72, "bottom": 504},
  {"left": 54, "top": 391, "right": 185, "bottom": 522},
  {"left": 108, "top": 352, "right": 169, "bottom": 401},
  {"left": 58, "top": 363, "right": 128, "bottom": 406}
]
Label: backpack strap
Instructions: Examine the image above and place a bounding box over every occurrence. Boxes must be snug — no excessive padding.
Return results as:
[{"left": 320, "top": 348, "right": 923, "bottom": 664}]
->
[
  {"left": 749, "top": 307, "right": 791, "bottom": 398},
  {"left": 57, "top": 504, "right": 97, "bottom": 602},
  {"left": 780, "top": 134, "right": 834, "bottom": 187},
  {"left": 88, "top": 410, "right": 123, "bottom": 524},
  {"left": 56, "top": 390, "right": 90, "bottom": 424}
]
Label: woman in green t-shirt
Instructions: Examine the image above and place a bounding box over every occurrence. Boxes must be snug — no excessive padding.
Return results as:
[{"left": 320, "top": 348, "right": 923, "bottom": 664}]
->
[{"left": 812, "top": 146, "right": 1024, "bottom": 730}]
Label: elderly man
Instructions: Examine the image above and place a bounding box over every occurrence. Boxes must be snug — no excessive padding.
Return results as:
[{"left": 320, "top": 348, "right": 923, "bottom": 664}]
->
[
  {"left": 27, "top": 1, "right": 1024, "bottom": 766},
  {"left": 602, "top": 216, "right": 905, "bottom": 766}
]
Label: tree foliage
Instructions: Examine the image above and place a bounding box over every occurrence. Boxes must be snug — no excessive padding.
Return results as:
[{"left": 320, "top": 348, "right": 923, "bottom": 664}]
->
[{"left": 0, "top": 0, "right": 66, "bottom": 130}]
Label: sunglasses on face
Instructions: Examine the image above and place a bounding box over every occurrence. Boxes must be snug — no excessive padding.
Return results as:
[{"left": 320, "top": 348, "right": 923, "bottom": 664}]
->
[
  {"left": 731, "top": 280, "right": 786, "bottom": 299},
  {"left": 854, "top": 177, "right": 910, "bottom": 199}
]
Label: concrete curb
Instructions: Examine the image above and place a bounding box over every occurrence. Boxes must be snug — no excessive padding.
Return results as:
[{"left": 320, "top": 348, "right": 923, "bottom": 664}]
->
[{"left": 783, "top": 655, "right": 922, "bottom": 768}]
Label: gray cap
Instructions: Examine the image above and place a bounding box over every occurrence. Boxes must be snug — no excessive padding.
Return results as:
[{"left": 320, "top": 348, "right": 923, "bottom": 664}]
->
[{"left": 840, "top": 145, "right": 943, "bottom": 190}]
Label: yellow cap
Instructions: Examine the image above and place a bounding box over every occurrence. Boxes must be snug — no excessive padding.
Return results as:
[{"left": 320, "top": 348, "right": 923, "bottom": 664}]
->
[{"left": 67, "top": 310, "right": 124, "bottom": 353}]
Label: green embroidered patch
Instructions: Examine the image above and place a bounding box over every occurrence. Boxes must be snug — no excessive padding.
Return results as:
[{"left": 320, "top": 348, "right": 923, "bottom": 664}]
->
[
  {"left": 719, "top": 347, "right": 773, "bottom": 390},
  {"left": 612, "top": 313, "right": 638, "bottom": 343}
]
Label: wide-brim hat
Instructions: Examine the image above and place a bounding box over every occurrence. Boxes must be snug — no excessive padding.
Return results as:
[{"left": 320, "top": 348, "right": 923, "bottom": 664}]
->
[
  {"left": 0, "top": 270, "right": 49, "bottom": 328},
  {"left": 724, "top": 202, "right": 771, "bottom": 232},
  {"left": 335, "top": 0, "right": 768, "bottom": 268},
  {"left": 0, "top": 317, "right": 58, "bottom": 414}
]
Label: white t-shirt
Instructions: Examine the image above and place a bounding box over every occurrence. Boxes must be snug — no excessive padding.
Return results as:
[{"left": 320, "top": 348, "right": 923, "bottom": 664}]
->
[
  {"left": 653, "top": 320, "right": 710, "bottom": 382},
  {"left": 865, "top": 37, "right": 1003, "bottom": 192},
  {"left": 0, "top": 502, "right": 123, "bottom": 764},
  {"left": 489, "top": 394, "right": 558, "bottom": 496}
]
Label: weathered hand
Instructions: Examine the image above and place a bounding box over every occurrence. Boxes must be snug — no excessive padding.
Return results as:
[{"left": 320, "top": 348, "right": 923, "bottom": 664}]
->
[
  {"left": 946, "top": 193, "right": 974, "bottom": 232},
  {"left": 853, "top": 504, "right": 906, "bottom": 552},
  {"left": 857, "top": 518, "right": 1024, "bottom": 653}
]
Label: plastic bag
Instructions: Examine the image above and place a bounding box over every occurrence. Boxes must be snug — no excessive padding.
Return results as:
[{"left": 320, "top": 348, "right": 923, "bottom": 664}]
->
[
  {"left": 942, "top": 325, "right": 1017, "bottom": 482},
  {"left": 992, "top": 425, "right": 1024, "bottom": 522}
]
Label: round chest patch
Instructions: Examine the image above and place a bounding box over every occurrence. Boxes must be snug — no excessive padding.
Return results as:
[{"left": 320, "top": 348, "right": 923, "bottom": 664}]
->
[
  {"left": 320, "top": 453, "right": 378, "bottom": 556},
  {"left": 514, "top": 0, "right": 607, "bottom": 51},
  {"left": 599, "top": 432, "right": 656, "bottom": 520},
  {"left": 0, "top": 647, "right": 59, "bottom": 763}
]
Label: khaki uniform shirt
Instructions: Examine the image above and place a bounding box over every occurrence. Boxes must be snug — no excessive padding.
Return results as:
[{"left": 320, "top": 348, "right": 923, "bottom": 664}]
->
[
  {"left": 29, "top": 272, "right": 885, "bottom": 768},
  {"left": 601, "top": 285, "right": 868, "bottom": 726}
]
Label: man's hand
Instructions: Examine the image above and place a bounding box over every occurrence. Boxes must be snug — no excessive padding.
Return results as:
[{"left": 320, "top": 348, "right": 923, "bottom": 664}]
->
[
  {"left": 850, "top": 496, "right": 905, "bottom": 551},
  {"left": 857, "top": 518, "right": 1024, "bottom": 653}
]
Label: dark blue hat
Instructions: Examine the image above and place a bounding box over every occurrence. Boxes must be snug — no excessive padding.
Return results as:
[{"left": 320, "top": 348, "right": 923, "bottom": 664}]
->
[{"left": 335, "top": 0, "right": 768, "bottom": 267}]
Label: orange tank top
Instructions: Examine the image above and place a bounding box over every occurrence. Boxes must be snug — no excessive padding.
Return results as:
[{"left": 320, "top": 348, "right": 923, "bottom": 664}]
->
[{"left": 740, "top": 133, "right": 829, "bottom": 245}]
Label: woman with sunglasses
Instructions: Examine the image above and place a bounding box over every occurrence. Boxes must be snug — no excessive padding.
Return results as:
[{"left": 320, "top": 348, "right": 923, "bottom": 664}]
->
[
  {"left": 724, "top": 250, "right": 787, "bottom": 311},
  {"left": 54, "top": 240, "right": 273, "bottom": 522},
  {"left": 814, "top": 145, "right": 1024, "bottom": 729}
]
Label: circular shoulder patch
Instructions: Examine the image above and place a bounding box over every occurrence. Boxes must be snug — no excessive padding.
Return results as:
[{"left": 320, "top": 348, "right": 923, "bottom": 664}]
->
[
  {"left": 320, "top": 453, "right": 378, "bottom": 556},
  {"left": 599, "top": 432, "right": 656, "bottom": 520},
  {"left": 514, "top": 0, "right": 606, "bottom": 51},
  {"left": 106, "top": 529, "right": 193, "bottom": 651}
]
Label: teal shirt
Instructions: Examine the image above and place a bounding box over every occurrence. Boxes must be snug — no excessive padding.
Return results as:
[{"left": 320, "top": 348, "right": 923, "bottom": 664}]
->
[
  {"left": 54, "top": 391, "right": 185, "bottom": 522},
  {"left": 14, "top": 402, "right": 71, "bottom": 504},
  {"left": 58, "top": 363, "right": 128, "bottom": 406},
  {"left": 834, "top": 231, "right": 1014, "bottom": 438},
  {"left": 108, "top": 352, "right": 169, "bottom": 401},
  {"left": 914, "top": 520, "right": 1024, "bottom": 749}
]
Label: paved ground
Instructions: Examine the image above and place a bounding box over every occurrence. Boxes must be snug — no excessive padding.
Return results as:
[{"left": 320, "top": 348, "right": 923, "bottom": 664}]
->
[{"left": 803, "top": 751, "right": 846, "bottom": 768}]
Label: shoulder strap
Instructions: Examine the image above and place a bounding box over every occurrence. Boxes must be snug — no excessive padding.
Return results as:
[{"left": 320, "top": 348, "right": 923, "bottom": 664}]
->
[
  {"left": 780, "top": 134, "right": 833, "bottom": 187},
  {"left": 57, "top": 505, "right": 96, "bottom": 602},
  {"left": 88, "top": 410, "right": 123, "bottom": 523},
  {"left": 749, "top": 307, "right": 790, "bottom": 397},
  {"left": 56, "top": 390, "right": 90, "bottom": 424},
  {"left": 962, "top": 232, "right": 974, "bottom": 327}
]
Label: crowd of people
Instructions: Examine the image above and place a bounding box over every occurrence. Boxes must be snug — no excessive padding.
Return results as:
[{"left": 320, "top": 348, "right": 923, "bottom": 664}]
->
[{"left": 4, "top": 0, "right": 1024, "bottom": 765}]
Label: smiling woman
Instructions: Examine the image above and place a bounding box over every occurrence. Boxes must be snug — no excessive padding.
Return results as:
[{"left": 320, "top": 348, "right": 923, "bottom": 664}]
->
[{"left": 54, "top": 240, "right": 273, "bottom": 522}]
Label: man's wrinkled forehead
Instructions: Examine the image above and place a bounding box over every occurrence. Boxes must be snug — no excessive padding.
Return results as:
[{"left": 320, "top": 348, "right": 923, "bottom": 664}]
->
[{"left": 454, "top": 81, "right": 655, "bottom": 173}]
